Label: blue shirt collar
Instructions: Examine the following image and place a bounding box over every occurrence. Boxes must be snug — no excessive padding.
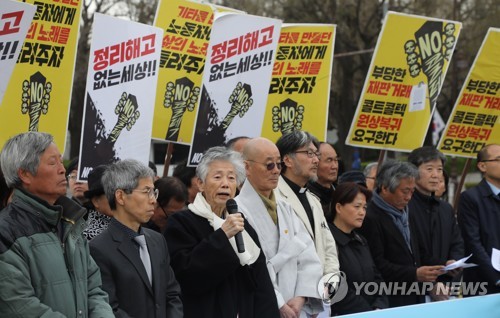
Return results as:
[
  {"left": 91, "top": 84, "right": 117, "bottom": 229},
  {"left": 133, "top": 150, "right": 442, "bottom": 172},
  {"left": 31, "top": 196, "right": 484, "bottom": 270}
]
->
[{"left": 485, "top": 180, "right": 500, "bottom": 196}]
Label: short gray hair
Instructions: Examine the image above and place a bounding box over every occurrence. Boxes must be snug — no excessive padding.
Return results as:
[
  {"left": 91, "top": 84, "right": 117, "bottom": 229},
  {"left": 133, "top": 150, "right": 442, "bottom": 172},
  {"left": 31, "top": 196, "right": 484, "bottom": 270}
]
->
[
  {"left": 363, "top": 162, "right": 378, "bottom": 177},
  {"left": 0, "top": 132, "right": 54, "bottom": 188},
  {"left": 102, "top": 159, "right": 155, "bottom": 210},
  {"left": 376, "top": 160, "right": 418, "bottom": 192},
  {"left": 196, "top": 146, "right": 245, "bottom": 185}
]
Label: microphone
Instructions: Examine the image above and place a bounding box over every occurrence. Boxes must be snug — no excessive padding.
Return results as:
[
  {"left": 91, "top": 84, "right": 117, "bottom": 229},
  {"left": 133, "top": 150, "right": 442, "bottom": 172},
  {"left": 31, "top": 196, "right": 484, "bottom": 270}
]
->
[{"left": 226, "top": 199, "right": 245, "bottom": 253}]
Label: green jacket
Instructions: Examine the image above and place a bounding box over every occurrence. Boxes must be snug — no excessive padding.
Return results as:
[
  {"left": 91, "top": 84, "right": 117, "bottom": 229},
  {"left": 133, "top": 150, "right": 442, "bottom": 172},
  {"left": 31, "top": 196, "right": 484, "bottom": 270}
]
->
[{"left": 0, "top": 189, "right": 114, "bottom": 317}]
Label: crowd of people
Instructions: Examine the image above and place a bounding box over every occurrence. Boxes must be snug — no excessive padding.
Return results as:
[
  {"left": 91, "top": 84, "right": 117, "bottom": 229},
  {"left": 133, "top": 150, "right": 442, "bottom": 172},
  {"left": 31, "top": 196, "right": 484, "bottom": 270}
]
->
[{"left": 0, "top": 130, "right": 499, "bottom": 317}]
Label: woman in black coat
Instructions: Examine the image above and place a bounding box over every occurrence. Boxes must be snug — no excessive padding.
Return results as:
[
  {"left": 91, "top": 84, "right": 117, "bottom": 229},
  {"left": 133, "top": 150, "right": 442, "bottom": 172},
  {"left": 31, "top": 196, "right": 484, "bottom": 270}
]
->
[
  {"left": 164, "top": 147, "right": 279, "bottom": 318},
  {"left": 329, "top": 182, "right": 388, "bottom": 315}
]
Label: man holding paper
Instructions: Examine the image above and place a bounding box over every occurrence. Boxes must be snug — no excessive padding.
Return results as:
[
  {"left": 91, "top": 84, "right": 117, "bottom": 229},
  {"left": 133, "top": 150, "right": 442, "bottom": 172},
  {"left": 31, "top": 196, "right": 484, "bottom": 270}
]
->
[
  {"left": 458, "top": 143, "right": 500, "bottom": 295},
  {"left": 407, "top": 147, "right": 464, "bottom": 301}
]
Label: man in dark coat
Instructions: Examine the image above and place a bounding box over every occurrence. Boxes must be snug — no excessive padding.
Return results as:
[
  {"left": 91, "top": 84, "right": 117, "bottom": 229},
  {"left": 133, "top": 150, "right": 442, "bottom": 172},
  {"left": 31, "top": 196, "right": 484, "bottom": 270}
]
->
[
  {"left": 90, "top": 159, "right": 183, "bottom": 317},
  {"left": 359, "top": 160, "right": 443, "bottom": 308},
  {"left": 408, "top": 147, "right": 464, "bottom": 301},
  {"left": 458, "top": 143, "right": 500, "bottom": 295},
  {"left": 307, "top": 142, "right": 339, "bottom": 218}
]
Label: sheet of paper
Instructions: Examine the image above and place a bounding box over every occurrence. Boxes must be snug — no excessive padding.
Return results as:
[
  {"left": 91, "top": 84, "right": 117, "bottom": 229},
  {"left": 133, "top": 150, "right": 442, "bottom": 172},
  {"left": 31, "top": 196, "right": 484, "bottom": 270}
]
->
[
  {"left": 443, "top": 254, "right": 477, "bottom": 271},
  {"left": 492, "top": 248, "right": 500, "bottom": 272},
  {"left": 409, "top": 82, "right": 427, "bottom": 112}
]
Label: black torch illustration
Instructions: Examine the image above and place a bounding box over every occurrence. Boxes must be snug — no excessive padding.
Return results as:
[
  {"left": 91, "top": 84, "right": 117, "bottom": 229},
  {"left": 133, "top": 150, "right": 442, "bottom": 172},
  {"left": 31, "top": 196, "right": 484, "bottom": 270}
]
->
[
  {"left": 272, "top": 98, "right": 305, "bottom": 135},
  {"left": 221, "top": 82, "right": 253, "bottom": 130},
  {"left": 21, "top": 71, "right": 51, "bottom": 132},
  {"left": 164, "top": 77, "right": 199, "bottom": 140},
  {"left": 108, "top": 93, "right": 140, "bottom": 143}
]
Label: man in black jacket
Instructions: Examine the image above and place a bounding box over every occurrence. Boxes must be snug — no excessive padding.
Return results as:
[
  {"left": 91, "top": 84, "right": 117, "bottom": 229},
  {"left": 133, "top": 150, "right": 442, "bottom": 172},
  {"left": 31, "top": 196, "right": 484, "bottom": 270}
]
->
[
  {"left": 90, "top": 159, "right": 183, "bottom": 317},
  {"left": 307, "top": 142, "right": 339, "bottom": 218},
  {"left": 408, "top": 147, "right": 464, "bottom": 301},
  {"left": 458, "top": 143, "right": 500, "bottom": 295},
  {"left": 359, "top": 160, "right": 443, "bottom": 308}
]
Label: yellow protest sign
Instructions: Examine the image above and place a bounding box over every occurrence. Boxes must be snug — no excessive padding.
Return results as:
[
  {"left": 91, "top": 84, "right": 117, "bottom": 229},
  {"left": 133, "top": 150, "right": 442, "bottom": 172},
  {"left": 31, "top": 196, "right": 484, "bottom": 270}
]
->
[
  {"left": 152, "top": 0, "right": 240, "bottom": 144},
  {"left": 261, "top": 24, "right": 335, "bottom": 142},
  {"left": 438, "top": 28, "right": 500, "bottom": 158},
  {"left": 346, "top": 12, "right": 461, "bottom": 151},
  {"left": 0, "top": 0, "right": 82, "bottom": 152}
]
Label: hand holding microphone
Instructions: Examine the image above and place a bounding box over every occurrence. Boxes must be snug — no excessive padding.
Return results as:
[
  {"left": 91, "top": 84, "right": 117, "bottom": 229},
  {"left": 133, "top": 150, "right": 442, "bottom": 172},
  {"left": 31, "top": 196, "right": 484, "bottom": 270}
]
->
[{"left": 223, "top": 199, "right": 245, "bottom": 253}]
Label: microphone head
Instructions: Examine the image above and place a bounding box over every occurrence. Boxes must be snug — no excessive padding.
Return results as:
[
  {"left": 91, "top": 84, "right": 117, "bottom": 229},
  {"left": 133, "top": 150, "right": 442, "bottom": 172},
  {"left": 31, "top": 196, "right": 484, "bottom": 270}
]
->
[{"left": 226, "top": 198, "right": 238, "bottom": 213}]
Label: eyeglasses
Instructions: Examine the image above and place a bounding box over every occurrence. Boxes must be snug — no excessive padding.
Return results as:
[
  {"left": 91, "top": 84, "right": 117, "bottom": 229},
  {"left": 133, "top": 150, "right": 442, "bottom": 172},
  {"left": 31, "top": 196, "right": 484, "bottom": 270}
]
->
[
  {"left": 247, "top": 159, "right": 282, "bottom": 171},
  {"left": 126, "top": 187, "right": 159, "bottom": 200},
  {"left": 294, "top": 150, "right": 321, "bottom": 158},
  {"left": 160, "top": 205, "right": 171, "bottom": 218},
  {"left": 160, "top": 204, "right": 186, "bottom": 218},
  {"left": 481, "top": 158, "right": 500, "bottom": 163},
  {"left": 67, "top": 174, "right": 77, "bottom": 180}
]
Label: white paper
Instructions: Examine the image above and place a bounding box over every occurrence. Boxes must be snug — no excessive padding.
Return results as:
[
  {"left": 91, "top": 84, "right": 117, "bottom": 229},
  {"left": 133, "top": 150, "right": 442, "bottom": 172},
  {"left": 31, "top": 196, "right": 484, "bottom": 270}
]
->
[
  {"left": 492, "top": 248, "right": 500, "bottom": 272},
  {"left": 442, "top": 254, "right": 478, "bottom": 272},
  {"left": 409, "top": 82, "right": 427, "bottom": 112}
]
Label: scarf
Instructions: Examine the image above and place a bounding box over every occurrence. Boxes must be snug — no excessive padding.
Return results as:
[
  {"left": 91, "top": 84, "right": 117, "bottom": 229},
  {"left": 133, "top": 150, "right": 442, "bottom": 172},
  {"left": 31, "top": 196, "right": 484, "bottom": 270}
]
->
[
  {"left": 258, "top": 191, "right": 278, "bottom": 225},
  {"left": 188, "top": 192, "right": 260, "bottom": 265},
  {"left": 372, "top": 191, "right": 412, "bottom": 252}
]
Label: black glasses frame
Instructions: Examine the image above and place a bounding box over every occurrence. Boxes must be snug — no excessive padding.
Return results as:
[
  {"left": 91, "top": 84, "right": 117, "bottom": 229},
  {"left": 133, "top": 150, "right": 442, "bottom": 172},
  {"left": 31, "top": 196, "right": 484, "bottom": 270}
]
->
[{"left": 247, "top": 159, "right": 282, "bottom": 171}]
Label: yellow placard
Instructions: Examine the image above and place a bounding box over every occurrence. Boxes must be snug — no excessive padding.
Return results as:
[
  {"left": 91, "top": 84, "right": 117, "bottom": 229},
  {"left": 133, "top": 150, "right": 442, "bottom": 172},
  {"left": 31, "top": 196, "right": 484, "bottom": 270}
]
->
[
  {"left": 438, "top": 28, "right": 500, "bottom": 158},
  {"left": 346, "top": 12, "right": 461, "bottom": 152},
  {"left": 261, "top": 24, "right": 335, "bottom": 142},
  {"left": 152, "top": 0, "right": 240, "bottom": 144},
  {"left": 0, "top": 0, "right": 82, "bottom": 152}
]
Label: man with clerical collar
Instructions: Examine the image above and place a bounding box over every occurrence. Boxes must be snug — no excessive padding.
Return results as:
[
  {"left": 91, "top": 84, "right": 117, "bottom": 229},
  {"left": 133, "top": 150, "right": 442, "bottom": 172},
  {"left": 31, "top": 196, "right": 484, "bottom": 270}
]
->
[{"left": 275, "top": 131, "right": 340, "bottom": 317}]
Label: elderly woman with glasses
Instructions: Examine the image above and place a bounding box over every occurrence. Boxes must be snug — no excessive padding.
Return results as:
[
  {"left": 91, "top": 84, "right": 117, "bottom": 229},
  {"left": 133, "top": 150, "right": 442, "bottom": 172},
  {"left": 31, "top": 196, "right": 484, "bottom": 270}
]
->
[{"left": 164, "top": 146, "right": 280, "bottom": 318}]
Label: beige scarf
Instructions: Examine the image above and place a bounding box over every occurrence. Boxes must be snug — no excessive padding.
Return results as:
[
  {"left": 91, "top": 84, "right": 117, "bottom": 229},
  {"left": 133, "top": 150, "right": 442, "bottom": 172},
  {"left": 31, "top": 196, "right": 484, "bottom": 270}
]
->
[{"left": 188, "top": 192, "right": 260, "bottom": 265}]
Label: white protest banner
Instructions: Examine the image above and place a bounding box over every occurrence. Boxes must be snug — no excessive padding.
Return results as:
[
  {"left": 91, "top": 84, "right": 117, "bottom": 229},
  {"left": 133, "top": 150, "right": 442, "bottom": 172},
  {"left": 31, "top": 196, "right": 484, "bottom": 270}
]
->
[
  {"left": 0, "top": 0, "right": 35, "bottom": 106},
  {"left": 152, "top": 0, "right": 243, "bottom": 144},
  {"left": 78, "top": 13, "right": 162, "bottom": 180},
  {"left": 187, "top": 12, "right": 282, "bottom": 165}
]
